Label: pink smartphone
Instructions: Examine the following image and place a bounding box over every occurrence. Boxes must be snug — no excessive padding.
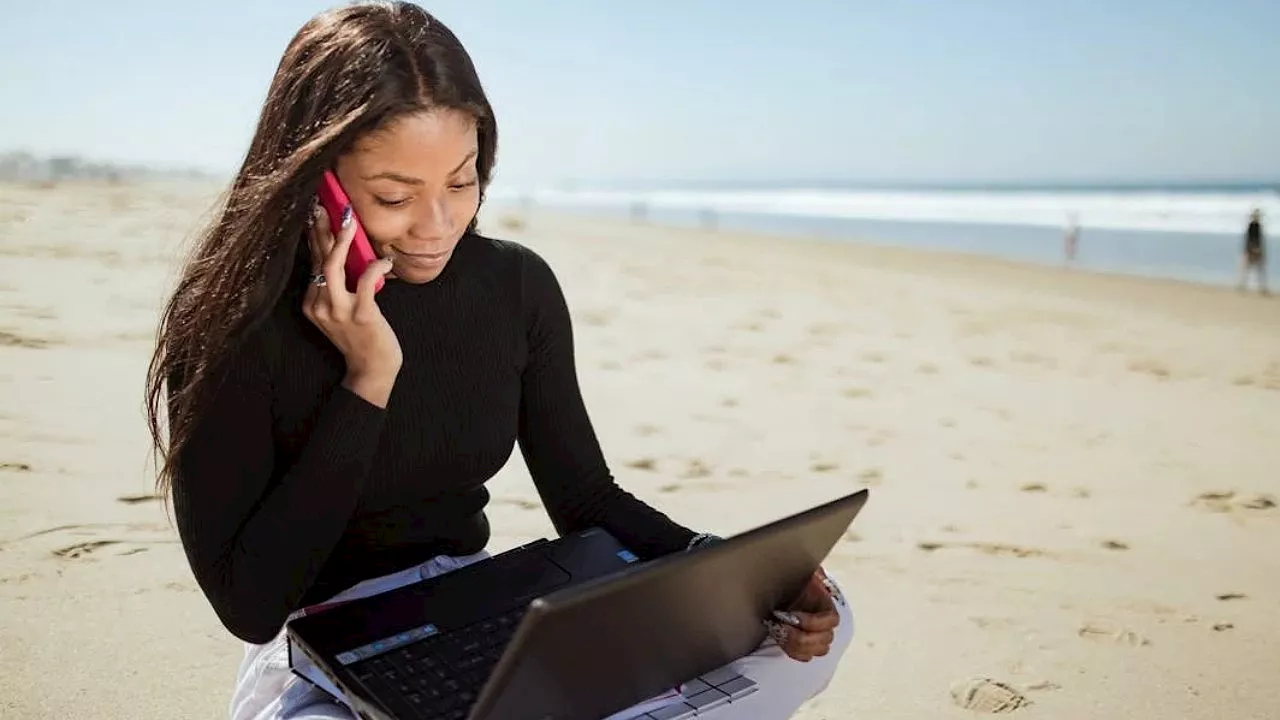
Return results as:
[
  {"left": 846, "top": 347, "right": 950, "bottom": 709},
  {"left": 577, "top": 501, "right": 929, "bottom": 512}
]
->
[{"left": 316, "top": 170, "right": 384, "bottom": 294}]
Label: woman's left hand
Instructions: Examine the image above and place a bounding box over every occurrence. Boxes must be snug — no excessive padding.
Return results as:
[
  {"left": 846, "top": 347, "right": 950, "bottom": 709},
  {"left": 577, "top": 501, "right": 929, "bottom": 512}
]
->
[{"left": 764, "top": 569, "right": 840, "bottom": 662}]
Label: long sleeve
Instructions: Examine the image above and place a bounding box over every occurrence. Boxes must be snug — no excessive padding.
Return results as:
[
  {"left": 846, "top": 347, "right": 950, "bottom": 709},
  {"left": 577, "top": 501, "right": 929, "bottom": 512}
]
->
[
  {"left": 171, "top": 334, "right": 387, "bottom": 644},
  {"left": 515, "top": 250, "right": 696, "bottom": 559}
]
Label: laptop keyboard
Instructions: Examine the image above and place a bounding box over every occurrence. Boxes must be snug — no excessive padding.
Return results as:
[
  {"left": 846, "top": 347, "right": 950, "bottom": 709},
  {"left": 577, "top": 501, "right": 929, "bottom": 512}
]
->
[
  {"left": 347, "top": 605, "right": 526, "bottom": 720},
  {"left": 342, "top": 603, "right": 759, "bottom": 720}
]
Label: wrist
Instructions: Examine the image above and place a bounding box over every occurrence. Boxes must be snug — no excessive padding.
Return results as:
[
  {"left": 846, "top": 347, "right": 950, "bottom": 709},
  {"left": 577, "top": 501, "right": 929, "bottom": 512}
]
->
[{"left": 342, "top": 367, "right": 398, "bottom": 408}]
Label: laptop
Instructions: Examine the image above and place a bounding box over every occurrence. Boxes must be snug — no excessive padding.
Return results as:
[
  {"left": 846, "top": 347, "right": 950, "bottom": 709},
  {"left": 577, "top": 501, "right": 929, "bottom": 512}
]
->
[{"left": 287, "top": 489, "right": 869, "bottom": 720}]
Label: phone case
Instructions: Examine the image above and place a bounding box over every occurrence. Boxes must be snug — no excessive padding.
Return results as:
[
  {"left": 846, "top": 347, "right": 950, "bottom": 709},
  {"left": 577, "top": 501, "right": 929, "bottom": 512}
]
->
[{"left": 316, "top": 170, "right": 385, "bottom": 294}]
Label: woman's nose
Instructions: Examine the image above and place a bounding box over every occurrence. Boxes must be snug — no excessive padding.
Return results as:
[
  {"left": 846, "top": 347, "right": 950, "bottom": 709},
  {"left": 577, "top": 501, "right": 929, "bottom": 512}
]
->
[{"left": 410, "top": 196, "right": 451, "bottom": 239}]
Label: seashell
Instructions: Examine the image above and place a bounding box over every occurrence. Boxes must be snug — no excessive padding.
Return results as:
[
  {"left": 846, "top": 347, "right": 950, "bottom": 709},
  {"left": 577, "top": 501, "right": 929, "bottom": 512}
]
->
[{"left": 949, "top": 677, "right": 1032, "bottom": 713}]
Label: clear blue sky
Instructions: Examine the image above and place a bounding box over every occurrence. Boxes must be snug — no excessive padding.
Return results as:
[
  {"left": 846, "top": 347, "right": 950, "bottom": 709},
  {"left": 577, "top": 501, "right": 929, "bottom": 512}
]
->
[{"left": 5, "top": 0, "right": 1278, "bottom": 186}]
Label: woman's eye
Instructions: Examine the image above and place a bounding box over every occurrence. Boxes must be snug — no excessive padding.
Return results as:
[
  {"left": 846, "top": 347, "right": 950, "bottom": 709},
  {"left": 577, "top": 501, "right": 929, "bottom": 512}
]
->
[
  {"left": 374, "top": 197, "right": 409, "bottom": 207},
  {"left": 449, "top": 179, "right": 479, "bottom": 191}
]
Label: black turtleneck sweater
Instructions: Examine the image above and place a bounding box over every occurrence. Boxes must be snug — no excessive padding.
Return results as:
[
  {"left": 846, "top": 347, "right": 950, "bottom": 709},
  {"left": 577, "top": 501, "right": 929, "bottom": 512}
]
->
[{"left": 173, "top": 233, "right": 697, "bottom": 644}]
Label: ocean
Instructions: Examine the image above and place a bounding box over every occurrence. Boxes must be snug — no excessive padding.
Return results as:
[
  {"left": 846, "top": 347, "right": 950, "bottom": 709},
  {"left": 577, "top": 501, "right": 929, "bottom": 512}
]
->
[{"left": 488, "top": 182, "right": 1280, "bottom": 288}]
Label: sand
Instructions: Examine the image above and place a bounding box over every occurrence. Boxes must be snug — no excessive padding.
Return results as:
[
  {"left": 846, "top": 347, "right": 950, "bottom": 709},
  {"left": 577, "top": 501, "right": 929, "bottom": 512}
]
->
[{"left": 1, "top": 180, "right": 1278, "bottom": 719}]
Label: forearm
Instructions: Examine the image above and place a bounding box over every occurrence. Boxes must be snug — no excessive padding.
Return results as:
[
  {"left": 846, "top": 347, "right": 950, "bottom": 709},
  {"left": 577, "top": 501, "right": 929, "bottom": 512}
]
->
[{"left": 176, "top": 384, "right": 386, "bottom": 643}]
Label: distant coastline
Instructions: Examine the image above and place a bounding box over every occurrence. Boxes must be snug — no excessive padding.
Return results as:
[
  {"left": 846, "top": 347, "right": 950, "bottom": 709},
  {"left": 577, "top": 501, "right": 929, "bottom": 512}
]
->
[
  {"left": 507, "top": 178, "right": 1280, "bottom": 195},
  {"left": 0, "top": 151, "right": 221, "bottom": 184}
]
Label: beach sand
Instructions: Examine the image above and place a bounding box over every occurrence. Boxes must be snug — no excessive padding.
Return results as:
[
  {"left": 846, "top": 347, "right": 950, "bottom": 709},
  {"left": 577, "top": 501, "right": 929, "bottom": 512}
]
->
[{"left": 2, "top": 180, "right": 1278, "bottom": 719}]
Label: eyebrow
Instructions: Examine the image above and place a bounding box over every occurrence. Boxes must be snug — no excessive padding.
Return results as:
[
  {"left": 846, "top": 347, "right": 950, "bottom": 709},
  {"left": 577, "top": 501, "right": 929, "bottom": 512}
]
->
[{"left": 361, "top": 148, "right": 478, "bottom": 185}]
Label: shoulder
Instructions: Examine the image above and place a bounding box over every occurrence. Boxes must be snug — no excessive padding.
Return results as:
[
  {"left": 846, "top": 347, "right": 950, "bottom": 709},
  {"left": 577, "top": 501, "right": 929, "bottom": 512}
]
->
[
  {"left": 466, "top": 232, "right": 555, "bottom": 273},
  {"left": 463, "top": 232, "right": 565, "bottom": 302}
]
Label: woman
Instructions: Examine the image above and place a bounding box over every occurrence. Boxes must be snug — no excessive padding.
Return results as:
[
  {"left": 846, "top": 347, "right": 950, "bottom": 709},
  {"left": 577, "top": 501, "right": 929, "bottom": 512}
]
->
[{"left": 144, "top": 3, "right": 853, "bottom": 718}]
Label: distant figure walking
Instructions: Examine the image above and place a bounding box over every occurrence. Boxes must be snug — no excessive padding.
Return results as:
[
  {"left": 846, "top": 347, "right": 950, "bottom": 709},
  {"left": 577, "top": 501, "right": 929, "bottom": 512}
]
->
[
  {"left": 1063, "top": 213, "right": 1080, "bottom": 263},
  {"left": 1239, "top": 209, "right": 1268, "bottom": 295}
]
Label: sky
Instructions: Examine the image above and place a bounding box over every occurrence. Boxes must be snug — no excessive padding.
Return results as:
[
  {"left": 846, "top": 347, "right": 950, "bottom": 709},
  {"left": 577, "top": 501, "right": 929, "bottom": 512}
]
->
[{"left": 4, "top": 0, "right": 1278, "bottom": 188}]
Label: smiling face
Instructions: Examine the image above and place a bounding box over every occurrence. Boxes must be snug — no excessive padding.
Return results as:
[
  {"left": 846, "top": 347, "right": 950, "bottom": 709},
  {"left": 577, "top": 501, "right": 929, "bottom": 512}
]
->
[{"left": 333, "top": 109, "right": 481, "bottom": 284}]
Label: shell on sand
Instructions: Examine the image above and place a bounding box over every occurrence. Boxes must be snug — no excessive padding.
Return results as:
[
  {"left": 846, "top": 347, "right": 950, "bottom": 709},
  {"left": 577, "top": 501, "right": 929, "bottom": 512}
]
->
[{"left": 949, "top": 677, "right": 1032, "bottom": 713}]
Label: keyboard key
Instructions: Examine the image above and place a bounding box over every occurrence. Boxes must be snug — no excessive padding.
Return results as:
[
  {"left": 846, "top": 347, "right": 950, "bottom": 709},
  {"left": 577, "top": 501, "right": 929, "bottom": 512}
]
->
[
  {"left": 646, "top": 702, "right": 697, "bottom": 720},
  {"left": 685, "top": 688, "right": 731, "bottom": 712},
  {"left": 698, "top": 666, "right": 743, "bottom": 687},
  {"left": 679, "top": 678, "right": 711, "bottom": 696},
  {"left": 717, "top": 675, "right": 758, "bottom": 700}
]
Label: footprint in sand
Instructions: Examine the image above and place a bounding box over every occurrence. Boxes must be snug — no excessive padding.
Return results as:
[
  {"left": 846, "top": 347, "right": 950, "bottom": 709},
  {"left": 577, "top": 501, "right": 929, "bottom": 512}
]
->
[
  {"left": 1191, "top": 490, "right": 1277, "bottom": 513},
  {"left": 949, "top": 677, "right": 1032, "bottom": 713},
  {"left": 3, "top": 522, "right": 175, "bottom": 560},
  {"left": 54, "top": 540, "right": 124, "bottom": 559},
  {"left": 578, "top": 309, "right": 615, "bottom": 327},
  {"left": 1025, "top": 681, "right": 1062, "bottom": 692},
  {"left": 917, "top": 541, "right": 1047, "bottom": 559},
  {"left": 1077, "top": 622, "right": 1150, "bottom": 647},
  {"left": 117, "top": 494, "right": 161, "bottom": 505},
  {"left": 624, "top": 458, "right": 658, "bottom": 472},
  {"left": 0, "top": 331, "right": 51, "bottom": 349},
  {"left": 858, "top": 467, "right": 883, "bottom": 485},
  {"left": 493, "top": 497, "right": 539, "bottom": 511},
  {"left": 679, "top": 459, "right": 713, "bottom": 480},
  {"left": 1126, "top": 358, "right": 1172, "bottom": 380}
]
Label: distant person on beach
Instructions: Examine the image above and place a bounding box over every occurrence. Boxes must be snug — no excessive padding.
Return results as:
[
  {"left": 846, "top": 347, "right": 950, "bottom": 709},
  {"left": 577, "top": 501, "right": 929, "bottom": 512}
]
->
[
  {"left": 143, "top": 3, "right": 851, "bottom": 719},
  {"left": 1063, "top": 213, "right": 1080, "bottom": 263},
  {"left": 1239, "top": 209, "right": 1267, "bottom": 294}
]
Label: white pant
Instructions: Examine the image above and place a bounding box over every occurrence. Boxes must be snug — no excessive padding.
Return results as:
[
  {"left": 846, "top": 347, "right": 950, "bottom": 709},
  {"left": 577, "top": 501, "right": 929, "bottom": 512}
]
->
[{"left": 230, "top": 551, "right": 854, "bottom": 720}]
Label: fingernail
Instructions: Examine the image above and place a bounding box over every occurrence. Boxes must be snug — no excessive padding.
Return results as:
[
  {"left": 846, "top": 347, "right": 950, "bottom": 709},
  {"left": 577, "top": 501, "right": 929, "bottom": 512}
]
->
[
  {"left": 772, "top": 610, "right": 801, "bottom": 627},
  {"left": 340, "top": 205, "right": 353, "bottom": 229}
]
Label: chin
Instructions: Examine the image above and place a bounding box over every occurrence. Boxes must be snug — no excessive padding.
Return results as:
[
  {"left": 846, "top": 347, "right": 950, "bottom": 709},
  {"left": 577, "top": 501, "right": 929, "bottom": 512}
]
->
[{"left": 392, "top": 264, "right": 447, "bottom": 284}]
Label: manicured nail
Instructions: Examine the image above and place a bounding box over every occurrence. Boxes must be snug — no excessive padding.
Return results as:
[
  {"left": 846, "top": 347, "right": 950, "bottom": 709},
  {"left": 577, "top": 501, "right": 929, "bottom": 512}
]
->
[
  {"left": 772, "top": 610, "right": 801, "bottom": 627},
  {"left": 340, "top": 205, "right": 353, "bottom": 229}
]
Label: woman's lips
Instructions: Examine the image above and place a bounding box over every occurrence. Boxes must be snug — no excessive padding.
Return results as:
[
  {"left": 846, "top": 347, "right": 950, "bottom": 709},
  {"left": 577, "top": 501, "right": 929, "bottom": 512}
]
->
[{"left": 391, "top": 247, "right": 450, "bottom": 266}]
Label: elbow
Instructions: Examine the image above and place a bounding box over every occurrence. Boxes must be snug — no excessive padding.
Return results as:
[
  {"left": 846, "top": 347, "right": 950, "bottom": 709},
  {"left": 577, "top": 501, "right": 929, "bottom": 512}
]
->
[
  {"left": 195, "top": 571, "right": 290, "bottom": 645},
  {"left": 214, "top": 596, "right": 289, "bottom": 645}
]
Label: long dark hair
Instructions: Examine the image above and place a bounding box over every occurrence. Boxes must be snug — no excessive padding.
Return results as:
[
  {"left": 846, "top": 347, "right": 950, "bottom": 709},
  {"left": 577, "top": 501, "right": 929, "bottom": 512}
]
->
[{"left": 145, "top": 1, "right": 498, "bottom": 501}]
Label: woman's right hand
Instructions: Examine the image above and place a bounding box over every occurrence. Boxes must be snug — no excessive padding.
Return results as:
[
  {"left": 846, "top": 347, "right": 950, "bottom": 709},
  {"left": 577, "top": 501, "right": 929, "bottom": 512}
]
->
[{"left": 304, "top": 199, "right": 402, "bottom": 407}]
